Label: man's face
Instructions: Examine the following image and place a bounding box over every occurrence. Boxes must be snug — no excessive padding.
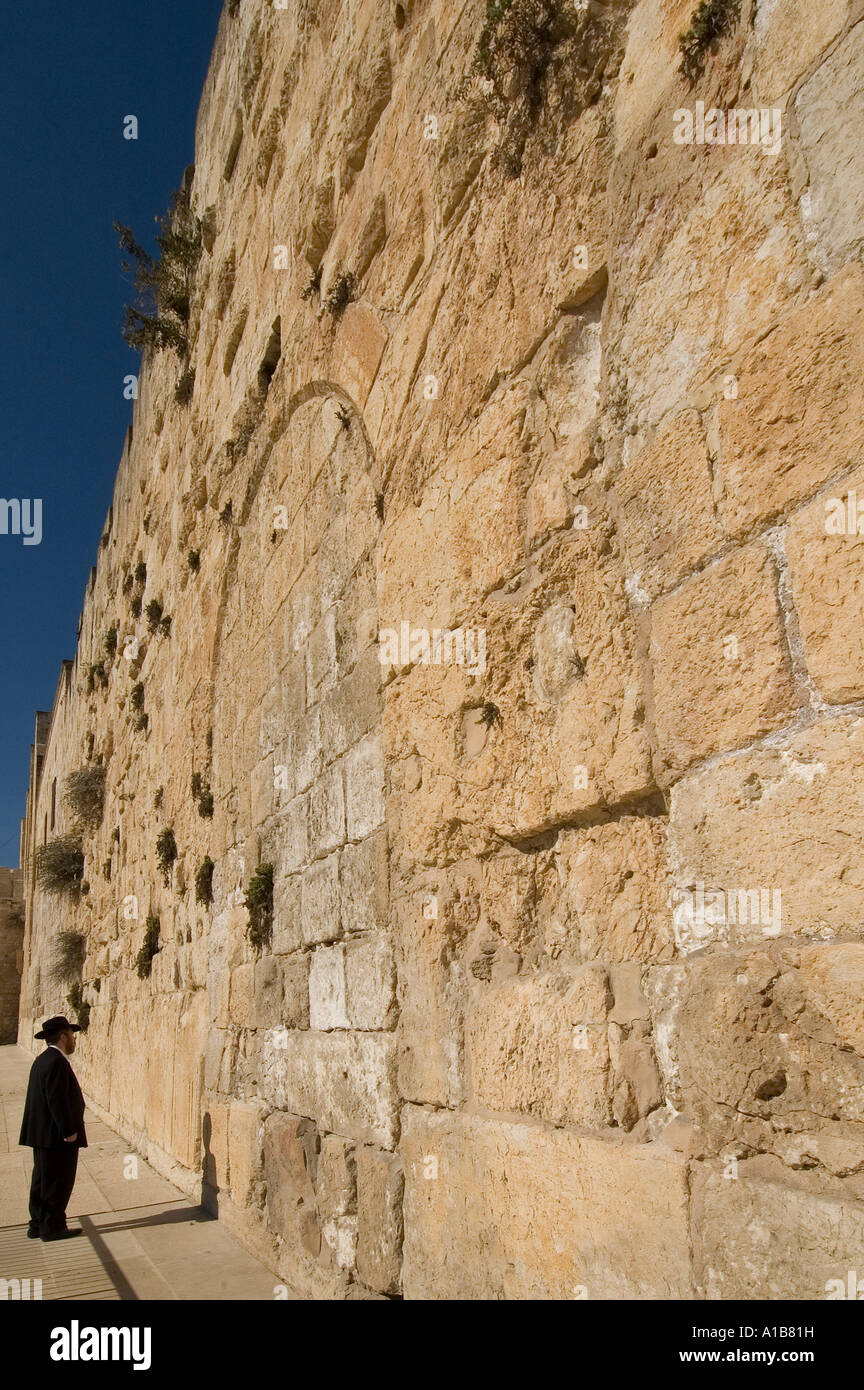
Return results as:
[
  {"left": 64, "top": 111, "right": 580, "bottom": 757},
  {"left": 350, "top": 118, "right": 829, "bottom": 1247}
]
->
[{"left": 62, "top": 1029, "right": 76, "bottom": 1054}]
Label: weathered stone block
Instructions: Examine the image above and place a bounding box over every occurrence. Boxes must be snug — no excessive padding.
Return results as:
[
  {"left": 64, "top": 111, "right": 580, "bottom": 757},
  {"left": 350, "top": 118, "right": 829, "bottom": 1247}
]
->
[
  {"left": 344, "top": 733, "right": 385, "bottom": 840},
  {"left": 668, "top": 716, "right": 864, "bottom": 942},
  {"left": 556, "top": 817, "right": 675, "bottom": 963},
  {"left": 753, "top": 0, "right": 849, "bottom": 102},
  {"left": 796, "top": 23, "right": 864, "bottom": 273},
  {"left": 340, "top": 828, "right": 388, "bottom": 935},
  {"left": 281, "top": 953, "right": 310, "bottom": 1029},
  {"left": 699, "top": 1170, "right": 864, "bottom": 1299},
  {"left": 786, "top": 483, "right": 864, "bottom": 702},
  {"left": 617, "top": 409, "right": 722, "bottom": 599},
  {"left": 356, "top": 1146, "right": 404, "bottom": 1296},
  {"left": 466, "top": 971, "right": 612, "bottom": 1129},
  {"left": 718, "top": 264, "right": 864, "bottom": 534},
  {"left": 272, "top": 871, "right": 303, "bottom": 955},
  {"left": 650, "top": 545, "right": 797, "bottom": 778},
  {"left": 229, "top": 962, "right": 253, "bottom": 1026},
  {"left": 316, "top": 1134, "right": 356, "bottom": 1219},
  {"left": 345, "top": 937, "right": 396, "bottom": 1030},
  {"left": 261, "top": 1029, "right": 398, "bottom": 1148},
  {"left": 300, "top": 852, "right": 340, "bottom": 946},
  {"left": 394, "top": 864, "right": 481, "bottom": 1108},
  {"left": 309, "top": 943, "right": 350, "bottom": 1030},
  {"left": 308, "top": 764, "right": 345, "bottom": 855},
  {"left": 646, "top": 946, "right": 864, "bottom": 1164},
  {"left": 228, "top": 1102, "right": 263, "bottom": 1207},
  {"left": 401, "top": 1107, "right": 693, "bottom": 1299}
]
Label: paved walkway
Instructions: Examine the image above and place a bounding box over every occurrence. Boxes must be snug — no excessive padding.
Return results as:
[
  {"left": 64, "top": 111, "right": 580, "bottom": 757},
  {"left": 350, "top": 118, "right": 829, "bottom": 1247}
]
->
[{"left": 0, "top": 1044, "right": 284, "bottom": 1300}]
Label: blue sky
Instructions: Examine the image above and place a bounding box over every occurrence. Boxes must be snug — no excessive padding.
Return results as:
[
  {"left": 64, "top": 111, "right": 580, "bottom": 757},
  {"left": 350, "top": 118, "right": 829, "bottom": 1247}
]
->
[{"left": 0, "top": 1, "right": 221, "bottom": 863}]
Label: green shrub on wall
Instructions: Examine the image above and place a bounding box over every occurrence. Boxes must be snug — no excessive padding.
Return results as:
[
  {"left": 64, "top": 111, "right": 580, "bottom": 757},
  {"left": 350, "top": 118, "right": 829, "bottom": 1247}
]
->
[
  {"left": 63, "top": 764, "right": 107, "bottom": 830},
  {"left": 245, "top": 864, "right": 274, "bottom": 952},
  {"left": 135, "top": 915, "right": 161, "bottom": 979},
  {"left": 35, "top": 836, "right": 85, "bottom": 896}
]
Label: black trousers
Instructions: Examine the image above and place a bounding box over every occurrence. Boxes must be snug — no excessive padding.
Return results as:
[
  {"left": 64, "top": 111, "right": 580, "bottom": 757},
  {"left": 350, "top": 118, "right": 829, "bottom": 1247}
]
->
[{"left": 28, "top": 1146, "right": 79, "bottom": 1236}]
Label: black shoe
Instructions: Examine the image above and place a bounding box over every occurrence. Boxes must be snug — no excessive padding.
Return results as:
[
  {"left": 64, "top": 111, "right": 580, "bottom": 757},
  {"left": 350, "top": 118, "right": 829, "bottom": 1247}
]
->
[
  {"left": 41, "top": 1228, "right": 83, "bottom": 1241},
  {"left": 27, "top": 1228, "right": 40, "bottom": 1239}
]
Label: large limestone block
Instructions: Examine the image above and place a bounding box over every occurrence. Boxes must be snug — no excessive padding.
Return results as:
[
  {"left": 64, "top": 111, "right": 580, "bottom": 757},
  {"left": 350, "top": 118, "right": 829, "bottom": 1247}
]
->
[
  {"left": 796, "top": 22, "right": 864, "bottom": 274},
  {"left": 616, "top": 409, "right": 722, "bottom": 599},
  {"left": 309, "top": 944, "right": 350, "bottom": 1029},
  {"left": 555, "top": 816, "right": 676, "bottom": 963},
  {"left": 340, "top": 828, "right": 388, "bottom": 936},
  {"left": 786, "top": 479, "right": 864, "bottom": 702},
  {"left": 611, "top": 152, "right": 809, "bottom": 430},
  {"left": 752, "top": 0, "right": 850, "bottom": 102},
  {"left": 465, "top": 971, "right": 612, "bottom": 1129},
  {"left": 384, "top": 526, "right": 654, "bottom": 863},
  {"left": 668, "top": 716, "right": 864, "bottom": 942},
  {"left": 650, "top": 546, "right": 797, "bottom": 778},
  {"left": 355, "top": 1146, "right": 404, "bottom": 1296},
  {"left": 300, "top": 852, "right": 340, "bottom": 945},
  {"left": 260, "top": 1028, "right": 398, "bottom": 1147},
  {"left": 394, "top": 862, "right": 481, "bottom": 1108},
  {"left": 228, "top": 1102, "right": 263, "bottom": 1208},
  {"left": 646, "top": 947, "right": 864, "bottom": 1166},
  {"left": 344, "top": 733, "right": 385, "bottom": 841},
  {"left": 262, "top": 1111, "right": 347, "bottom": 1300},
  {"left": 699, "top": 1170, "right": 864, "bottom": 1299},
  {"left": 401, "top": 1107, "right": 693, "bottom": 1299},
  {"left": 718, "top": 264, "right": 864, "bottom": 535}
]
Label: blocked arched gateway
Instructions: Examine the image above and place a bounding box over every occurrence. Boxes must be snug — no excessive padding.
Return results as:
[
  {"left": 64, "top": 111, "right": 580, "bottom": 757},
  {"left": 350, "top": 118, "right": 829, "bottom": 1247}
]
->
[{"left": 205, "top": 384, "right": 395, "bottom": 1296}]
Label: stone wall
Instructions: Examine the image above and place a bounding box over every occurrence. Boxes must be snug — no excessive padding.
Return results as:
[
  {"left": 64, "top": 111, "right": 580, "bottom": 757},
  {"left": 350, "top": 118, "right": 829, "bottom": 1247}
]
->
[
  {"left": 18, "top": 0, "right": 864, "bottom": 1298},
  {"left": 0, "top": 868, "right": 24, "bottom": 1044}
]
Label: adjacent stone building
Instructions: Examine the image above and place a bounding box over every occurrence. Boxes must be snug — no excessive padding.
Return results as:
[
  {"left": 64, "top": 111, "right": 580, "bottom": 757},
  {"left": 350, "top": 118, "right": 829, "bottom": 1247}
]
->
[
  {"left": 0, "top": 867, "right": 24, "bottom": 1043},
  {"left": 18, "top": 0, "right": 864, "bottom": 1297}
]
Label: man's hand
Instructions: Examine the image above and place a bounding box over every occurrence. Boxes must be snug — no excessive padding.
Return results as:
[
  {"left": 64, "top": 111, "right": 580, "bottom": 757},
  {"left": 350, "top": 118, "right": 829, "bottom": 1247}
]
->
[{"left": 64, "top": 1133, "right": 77, "bottom": 1143}]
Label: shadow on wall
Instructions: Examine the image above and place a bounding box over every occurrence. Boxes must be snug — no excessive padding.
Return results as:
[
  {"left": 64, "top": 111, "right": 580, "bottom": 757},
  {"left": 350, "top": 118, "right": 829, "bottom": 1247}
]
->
[{"left": 201, "top": 1111, "right": 220, "bottom": 1217}]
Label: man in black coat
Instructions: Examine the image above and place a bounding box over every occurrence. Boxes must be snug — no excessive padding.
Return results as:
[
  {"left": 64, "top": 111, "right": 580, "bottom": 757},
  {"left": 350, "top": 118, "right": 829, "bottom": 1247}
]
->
[{"left": 19, "top": 1015, "right": 88, "bottom": 1241}]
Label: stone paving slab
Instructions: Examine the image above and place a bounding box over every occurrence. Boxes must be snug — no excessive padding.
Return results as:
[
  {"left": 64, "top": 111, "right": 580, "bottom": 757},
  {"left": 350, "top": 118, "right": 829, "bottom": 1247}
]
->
[{"left": 0, "top": 1045, "right": 295, "bottom": 1301}]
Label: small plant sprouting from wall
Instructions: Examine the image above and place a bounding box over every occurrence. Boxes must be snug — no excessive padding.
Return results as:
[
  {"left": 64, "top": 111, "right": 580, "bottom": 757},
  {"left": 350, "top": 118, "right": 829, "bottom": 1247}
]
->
[
  {"left": 156, "top": 828, "right": 178, "bottom": 885},
  {"left": 678, "top": 0, "right": 742, "bottom": 83},
  {"left": 325, "top": 271, "right": 356, "bottom": 317},
  {"left": 145, "top": 599, "right": 164, "bottom": 632},
  {"left": 472, "top": 0, "right": 561, "bottom": 177},
  {"left": 87, "top": 663, "right": 108, "bottom": 693},
  {"left": 195, "top": 856, "right": 215, "bottom": 906},
  {"left": 104, "top": 626, "right": 118, "bottom": 658},
  {"left": 174, "top": 366, "right": 195, "bottom": 406},
  {"left": 302, "top": 265, "right": 322, "bottom": 301},
  {"left": 35, "top": 837, "right": 85, "bottom": 896},
  {"left": 159, "top": 614, "right": 172, "bottom": 638},
  {"left": 191, "top": 772, "right": 214, "bottom": 819},
  {"left": 115, "top": 186, "right": 202, "bottom": 358},
  {"left": 188, "top": 550, "right": 200, "bottom": 573},
  {"left": 130, "top": 682, "right": 145, "bottom": 712},
  {"left": 130, "top": 595, "right": 143, "bottom": 619},
  {"left": 219, "top": 501, "right": 233, "bottom": 529},
  {"left": 63, "top": 764, "right": 107, "bottom": 829},
  {"left": 480, "top": 701, "right": 502, "bottom": 728},
  {"left": 66, "top": 981, "right": 90, "bottom": 1032},
  {"left": 134, "top": 561, "right": 147, "bottom": 587},
  {"left": 135, "top": 914, "right": 161, "bottom": 979},
  {"left": 244, "top": 863, "right": 274, "bottom": 952},
  {"left": 48, "top": 930, "right": 86, "bottom": 987},
  {"left": 154, "top": 786, "right": 164, "bottom": 810}
]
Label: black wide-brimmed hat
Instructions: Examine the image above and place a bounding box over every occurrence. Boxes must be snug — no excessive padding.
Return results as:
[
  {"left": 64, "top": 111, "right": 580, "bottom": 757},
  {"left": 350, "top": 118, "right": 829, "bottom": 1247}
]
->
[{"left": 34, "top": 1015, "right": 81, "bottom": 1040}]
